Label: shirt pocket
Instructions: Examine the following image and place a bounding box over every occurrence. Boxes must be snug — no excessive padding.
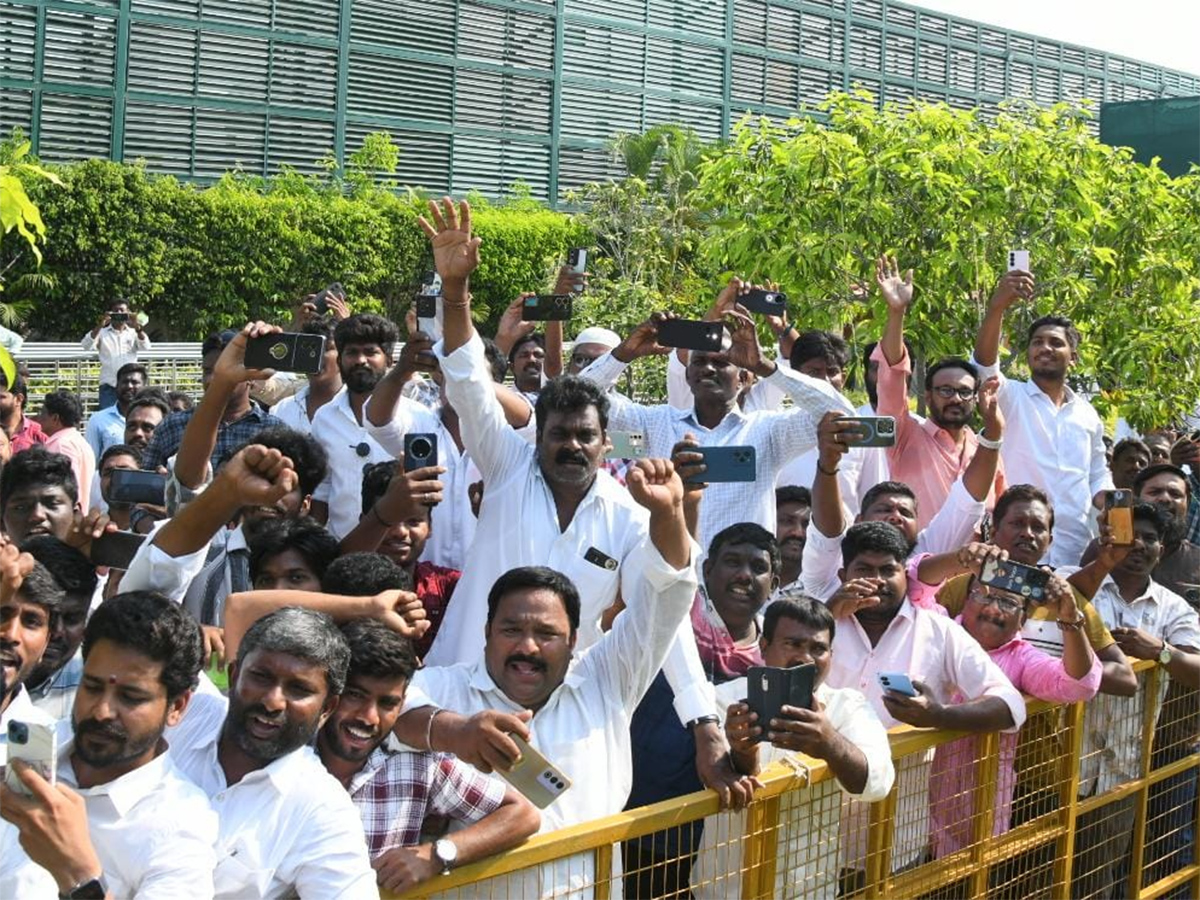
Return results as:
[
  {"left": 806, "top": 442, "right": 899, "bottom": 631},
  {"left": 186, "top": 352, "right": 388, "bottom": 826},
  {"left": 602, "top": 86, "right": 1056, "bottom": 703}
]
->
[{"left": 213, "top": 840, "right": 270, "bottom": 898}]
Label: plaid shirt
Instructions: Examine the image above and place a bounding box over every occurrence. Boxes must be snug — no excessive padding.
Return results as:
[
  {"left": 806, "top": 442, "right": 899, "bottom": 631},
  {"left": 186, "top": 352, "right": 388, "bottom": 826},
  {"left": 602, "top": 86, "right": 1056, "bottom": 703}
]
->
[
  {"left": 413, "top": 561, "right": 461, "bottom": 659},
  {"left": 346, "top": 746, "right": 506, "bottom": 859},
  {"left": 141, "top": 405, "right": 284, "bottom": 471}
]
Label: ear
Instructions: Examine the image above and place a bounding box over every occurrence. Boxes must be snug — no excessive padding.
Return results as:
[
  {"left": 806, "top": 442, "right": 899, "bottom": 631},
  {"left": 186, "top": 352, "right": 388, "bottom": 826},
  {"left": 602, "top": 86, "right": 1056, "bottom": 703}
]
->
[
  {"left": 226, "top": 660, "right": 240, "bottom": 691},
  {"left": 299, "top": 494, "right": 313, "bottom": 516},
  {"left": 318, "top": 691, "right": 340, "bottom": 727},
  {"left": 166, "top": 689, "right": 193, "bottom": 728},
  {"left": 837, "top": 566, "right": 846, "bottom": 582}
]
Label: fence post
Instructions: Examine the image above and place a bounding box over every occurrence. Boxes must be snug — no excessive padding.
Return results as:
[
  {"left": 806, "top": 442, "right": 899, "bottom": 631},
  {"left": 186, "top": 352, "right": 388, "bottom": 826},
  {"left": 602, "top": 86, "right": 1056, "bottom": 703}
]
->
[
  {"left": 864, "top": 786, "right": 897, "bottom": 898},
  {"left": 1053, "top": 698, "right": 1086, "bottom": 896},
  {"left": 593, "top": 843, "right": 613, "bottom": 900},
  {"left": 967, "top": 731, "right": 1002, "bottom": 898},
  {"left": 1127, "top": 664, "right": 1161, "bottom": 898}
]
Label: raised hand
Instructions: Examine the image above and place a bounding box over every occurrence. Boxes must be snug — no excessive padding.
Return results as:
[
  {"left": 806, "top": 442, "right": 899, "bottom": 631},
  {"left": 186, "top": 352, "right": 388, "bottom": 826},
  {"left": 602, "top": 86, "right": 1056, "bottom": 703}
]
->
[
  {"left": 706, "top": 276, "right": 749, "bottom": 321},
  {"left": 0, "top": 539, "right": 35, "bottom": 604},
  {"left": 1044, "top": 575, "right": 1081, "bottom": 624},
  {"left": 626, "top": 458, "right": 684, "bottom": 516},
  {"left": 417, "top": 196, "right": 481, "bottom": 284},
  {"left": 612, "top": 312, "right": 676, "bottom": 363},
  {"left": 876, "top": 255, "right": 914, "bottom": 311},
  {"left": 496, "top": 294, "right": 537, "bottom": 349},
  {"left": 376, "top": 465, "right": 447, "bottom": 525},
  {"left": 977, "top": 376, "right": 1004, "bottom": 438},
  {"left": 989, "top": 270, "right": 1035, "bottom": 311},
  {"left": 214, "top": 321, "right": 282, "bottom": 388},
  {"left": 724, "top": 310, "right": 772, "bottom": 377},
  {"left": 827, "top": 578, "right": 883, "bottom": 619},
  {"left": 219, "top": 445, "right": 299, "bottom": 508},
  {"left": 817, "top": 412, "right": 861, "bottom": 471},
  {"left": 370, "top": 589, "right": 431, "bottom": 640},
  {"left": 395, "top": 332, "right": 439, "bottom": 380},
  {"left": 954, "top": 542, "right": 1008, "bottom": 576}
]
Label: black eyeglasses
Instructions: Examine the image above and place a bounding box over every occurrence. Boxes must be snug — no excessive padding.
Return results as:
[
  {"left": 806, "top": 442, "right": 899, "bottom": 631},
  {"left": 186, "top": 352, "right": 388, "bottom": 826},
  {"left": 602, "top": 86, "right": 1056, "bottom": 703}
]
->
[
  {"left": 931, "top": 386, "right": 977, "bottom": 400},
  {"left": 969, "top": 585, "right": 1022, "bottom": 615}
]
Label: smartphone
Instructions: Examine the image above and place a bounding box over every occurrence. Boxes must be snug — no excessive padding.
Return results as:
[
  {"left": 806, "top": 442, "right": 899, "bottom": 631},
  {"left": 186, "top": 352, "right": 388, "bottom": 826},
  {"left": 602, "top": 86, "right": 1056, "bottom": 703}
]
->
[
  {"left": 606, "top": 430, "right": 648, "bottom": 461},
  {"left": 876, "top": 672, "right": 918, "bottom": 697},
  {"left": 1008, "top": 249, "right": 1030, "bottom": 272},
  {"left": 740, "top": 289, "right": 788, "bottom": 316},
  {"left": 684, "top": 446, "right": 757, "bottom": 484},
  {"left": 498, "top": 733, "right": 572, "bottom": 809},
  {"left": 979, "top": 558, "right": 1051, "bottom": 603},
  {"left": 244, "top": 333, "right": 327, "bottom": 375},
  {"left": 839, "top": 415, "right": 896, "bottom": 448},
  {"left": 5, "top": 720, "right": 57, "bottom": 796},
  {"left": 416, "top": 271, "right": 443, "bottom": 341},
  {"left": 403, "top": 432, "right": 438, "bottom": 472},
  {"left": 567, "top": 248, "right": 587, "bottom": 293},
  {"left": 746, "top": 664, "right": 816, "bottom": 743},
  {"left": 109, "top": 312, "right": 130, "bottom": 325},
  {"left": 523, "top": 294, "right": 573, "bottom": 321},
  {"left": 657, "top": 319, "right": 729, "bottom": 352},
  {"left": 90, "top": 531, "right": 146, "bottom": 570},
  {"left": 107, "top": 469, "right": 167, "bottom": 506},
  {"left": 1106, "top": 489, "right": 1134, "bottom": 545}
]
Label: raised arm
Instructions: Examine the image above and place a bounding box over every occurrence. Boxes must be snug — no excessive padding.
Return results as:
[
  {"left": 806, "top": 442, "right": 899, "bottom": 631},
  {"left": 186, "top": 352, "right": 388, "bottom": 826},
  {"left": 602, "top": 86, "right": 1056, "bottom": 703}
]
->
[
  {"left": 810, "top": 412, "right": 861, "bottom": 538},
  {"left": 417, "top": 196, "right": 481, "bottom": 357},
  {"left": 973, "top": 271, "right": 1034, "bottom": 368},
  {"left": 961, "top": 376, "right": 1004, "bottom": 501},
  {"left": 876, "top": 255, "right": 914, "bottom": 366}
]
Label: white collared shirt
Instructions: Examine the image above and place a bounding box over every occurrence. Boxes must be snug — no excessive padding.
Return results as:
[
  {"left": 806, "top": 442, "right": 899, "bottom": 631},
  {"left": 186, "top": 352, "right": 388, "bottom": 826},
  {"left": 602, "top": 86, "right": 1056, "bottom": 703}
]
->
[
  {"left": 80, "top": 325, "right": 150, "bottom": 386},
  {"left": 165, "top": 691, "right": 378, "bottom": 900},
  {"left": 56, "top": 739, "right": 219, "bottom": 899},
  {"left": 269, "top": 383, "right": 314, "bottom": 435},
  {"left": 1056, "top": 570, "right": 1200, "bottom": 796},
  {"left": 581, "top": 350, "right": 854, "bottom": 550},
  {"left": 364, "top": 394, "right": 481, "bottom": 572},
  {"left": 311, "top": 387, "right": 395, "bottom": 539},
  {"left": 121, "top": 519, "right": 212, "bottom": 604},
  {"left": 969, "top": 359, "right": 1112, "bottom": 566}
]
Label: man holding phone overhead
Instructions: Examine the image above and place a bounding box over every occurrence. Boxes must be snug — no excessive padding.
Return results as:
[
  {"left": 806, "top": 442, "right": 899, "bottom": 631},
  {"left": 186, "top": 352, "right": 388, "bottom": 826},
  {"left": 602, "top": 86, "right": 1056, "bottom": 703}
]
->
[{"left": 81, "top": 299, "right": 151, "bottom": 411}]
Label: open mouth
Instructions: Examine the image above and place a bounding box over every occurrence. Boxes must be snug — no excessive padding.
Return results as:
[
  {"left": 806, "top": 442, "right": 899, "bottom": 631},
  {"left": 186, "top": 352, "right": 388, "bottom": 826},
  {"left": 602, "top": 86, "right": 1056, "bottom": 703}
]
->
[
  {"left": 340, "top": 722, "right": 377, "bottom": 750},
  {"left": 247, "top": 713, "right": 283, "bottom": 740}
]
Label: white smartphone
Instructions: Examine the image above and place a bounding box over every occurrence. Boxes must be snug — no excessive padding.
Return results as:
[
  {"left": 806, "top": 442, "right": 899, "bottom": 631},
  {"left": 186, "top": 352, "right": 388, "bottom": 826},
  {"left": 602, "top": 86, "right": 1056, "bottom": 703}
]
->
[
  {"left": 5, "top": 720, "right": 57, "bottom": 795},
  {"left": 876, "top": 671, "right": 918, "bottom": 697},
  {"left": 498, "top": 734, "right": 572, "bottom": 809},
  {"left": 606, "top": 430, "right": 648, "bottom": 461},
  {"left": 1007, "top": 249, "right": 1030, "bottom": 272},
  {"left": 567, "top": 248, "right": 587, "bottom": 293},
  {"left": 416, "top": 271, "right": 443, "bottom": 341}
]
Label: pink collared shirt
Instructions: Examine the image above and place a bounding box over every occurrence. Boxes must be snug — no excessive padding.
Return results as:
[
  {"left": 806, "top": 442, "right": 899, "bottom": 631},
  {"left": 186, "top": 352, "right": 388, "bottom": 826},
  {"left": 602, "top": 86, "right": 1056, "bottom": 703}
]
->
[
  {"left": 44, "top": 426, "right": 96, "bottom": 512},
  {"left": 872, "top": 344, "right": 1005, "bottom": 529},
  {"left": 929, "top": 620, "right": 1101, "bottom": 858}
]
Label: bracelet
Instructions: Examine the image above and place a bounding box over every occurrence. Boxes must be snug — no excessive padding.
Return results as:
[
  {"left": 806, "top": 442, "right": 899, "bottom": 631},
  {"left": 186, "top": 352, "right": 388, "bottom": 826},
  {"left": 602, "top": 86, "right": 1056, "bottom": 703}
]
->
[
  {"left": 686, "top": 714, "right": 720, "bottom": 730},
  {"left": 816, "top": 461, "right": 840, "bottom": 477},
  {"left": 371, "top": 503, "right": 398, "bottom": 529},
  {"left": 976, "top": 432, "right": 1004, "bottom": 451},
  {"left": 1057, "top": 616, "right": 1085, "bottom": 631},
  {"left": 425, "top": 708, "right": 445, "bottom": 751}
]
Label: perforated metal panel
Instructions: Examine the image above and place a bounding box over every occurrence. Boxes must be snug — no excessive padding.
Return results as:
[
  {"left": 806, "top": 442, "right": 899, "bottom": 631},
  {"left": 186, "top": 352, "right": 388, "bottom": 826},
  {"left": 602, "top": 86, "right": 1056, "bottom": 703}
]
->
[{"left": 2, "top": 0, "right": 1197, "bottom": 204}]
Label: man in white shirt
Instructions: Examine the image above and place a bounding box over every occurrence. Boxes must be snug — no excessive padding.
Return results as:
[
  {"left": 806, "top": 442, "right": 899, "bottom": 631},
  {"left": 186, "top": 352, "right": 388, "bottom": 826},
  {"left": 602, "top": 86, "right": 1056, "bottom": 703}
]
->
[
  {"left": 971, "top": 270, "right": 1113, "bottom": 566},
  {"left": 84, "top": 363, "right": 147, "bottom": 459},
  {"left": 166, "top": 606, "right": 378, "bottom": 899},
  {"left": 1, "top": 592, "right": 218, "bottom": 900},
  {"left": 80, "top": 299, "right": 151, "bottom": 410},
  {"left": 269, "top": 318, "right": 342, "bottom": 435}
]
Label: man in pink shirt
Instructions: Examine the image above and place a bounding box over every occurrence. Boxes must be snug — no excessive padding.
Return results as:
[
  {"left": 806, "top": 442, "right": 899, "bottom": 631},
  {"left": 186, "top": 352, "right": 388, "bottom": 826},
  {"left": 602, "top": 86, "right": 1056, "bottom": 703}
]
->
[
  {"left": 872, "top": 256, "right": 1005, "bottom": 529},
  {"left": 929, "top": 563, "right": 1101, "bottom": 858},
  {"left": 37, "top": 389, "right": 96, "bottom": 512}
]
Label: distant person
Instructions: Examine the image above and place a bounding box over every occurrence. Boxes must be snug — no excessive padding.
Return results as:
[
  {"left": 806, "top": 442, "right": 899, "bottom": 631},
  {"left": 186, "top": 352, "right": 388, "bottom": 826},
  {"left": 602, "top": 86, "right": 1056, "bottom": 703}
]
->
[{"left": 82, "top": 298, "right": 151, "bottom": 409}]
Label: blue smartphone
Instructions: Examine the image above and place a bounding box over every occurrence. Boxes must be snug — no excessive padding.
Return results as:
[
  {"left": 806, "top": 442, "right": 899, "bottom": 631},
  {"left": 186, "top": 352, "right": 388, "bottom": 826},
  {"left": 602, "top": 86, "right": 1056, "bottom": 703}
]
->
[
  {"left": 876, "top": 671, "right": 918, "bottom": 697},
  {"left": 684, "top": 446, "right": 756, "bottom": 484}
]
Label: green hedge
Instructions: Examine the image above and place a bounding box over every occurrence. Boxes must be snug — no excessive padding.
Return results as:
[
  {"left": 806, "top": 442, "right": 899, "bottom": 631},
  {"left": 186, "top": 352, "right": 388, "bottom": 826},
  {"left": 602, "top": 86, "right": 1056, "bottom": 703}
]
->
[{"left": 8, "top": 160, "right": 586, "bottom": 340}]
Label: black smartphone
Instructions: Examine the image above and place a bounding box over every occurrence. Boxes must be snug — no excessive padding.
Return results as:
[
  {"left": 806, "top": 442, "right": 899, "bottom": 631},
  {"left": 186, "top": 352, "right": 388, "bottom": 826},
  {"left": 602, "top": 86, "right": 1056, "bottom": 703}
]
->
[
  {"left": 684, "top": 446, "right": 756, "bottom": 484},
  {"left": 109, "top": 312, "right": 130, "bottom": 324},
  {"left": 657, "top": 319, "right": 728, "bottom": 352},
  {"left": 740, "top": 289, "right": 788, "bottom": 316},
  {"left": 839, "top": 415, "right": 897, "bottom": 448},
  {"left": 523, "top": 294, "right": 572, "bottom": 321},
  {"left": 404, "top": 432, "right": 438, "bottom": 472},
  {"left": 244, "top": 333, "right": 327, "bottom": 375},
  {"left": 312, "top": 289, "right": 330, "bottom": 317},
  {"left": 746, "top": 664, "right": 817, "bottom": 742},
  {"left": 979, "top": 559, "right": 1051, "bottom": 603},
  {"left": 90, "top": 531, "right": 146, "bottom": 570},
  {"left": 107, "top": 469, "right": 167, "bottom": 506}
]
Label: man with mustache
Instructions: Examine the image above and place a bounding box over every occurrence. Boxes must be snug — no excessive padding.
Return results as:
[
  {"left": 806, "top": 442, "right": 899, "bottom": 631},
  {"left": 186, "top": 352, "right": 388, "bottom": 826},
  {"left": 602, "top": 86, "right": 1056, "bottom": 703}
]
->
[
  {"left": 84, "top": 363, "right": 148, "bottom": 460},
  {"left": 508, "top": 333, "right": 547, "bottom": 402},
  {"left": 873, "top": 255, "right": 1006, "bottom": 529},
  {"left": 1, "top": 591, "right": 218, "bottom": 900},
  {"left": 972, "top": 270, "right": 1113, "bottom": 566},
  {"left": 121, "top": 393, "right": 169, "bottom": 457}
]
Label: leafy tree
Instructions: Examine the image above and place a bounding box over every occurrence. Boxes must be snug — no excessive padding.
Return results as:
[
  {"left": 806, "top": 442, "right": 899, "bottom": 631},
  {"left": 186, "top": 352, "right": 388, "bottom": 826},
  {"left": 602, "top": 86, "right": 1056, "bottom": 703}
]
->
[{"left": 0, "top": 131, "right": 61, "bottom": 326}]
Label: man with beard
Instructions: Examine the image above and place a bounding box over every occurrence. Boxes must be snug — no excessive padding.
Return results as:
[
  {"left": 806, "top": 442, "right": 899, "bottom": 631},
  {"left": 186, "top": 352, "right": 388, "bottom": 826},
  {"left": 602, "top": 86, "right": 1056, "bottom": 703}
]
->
[
  {"left": 164, "top": 605, "right": 377, "bottom": 898},
  {"left": 972, "top": 270, "right": 1113, "bottom": 566},
  {"left": 84, "top": 363, "right": 148, "bottom": 459},
  {"left": 1132, "top": 464, "right": 1200, "bottom": 599},
  {"left": 318, "top": 619, "right": 539, "bottom": 894},
  {"left": 1, "top": 591, "right": 217, "bottom": 900},
  {"left": 873, "top": 256, "right": 1005, "bottom": 528},
  {"left": 507, "top": 332, "right": 546, "bottom": 403},
  {"left": 308, "top": 313, "right": 400, "bottom": 538},
  {"left": 0, "top": 369, "right": 46, "bottom": 454},
  {"left": 121, "top": 393, "right": 168, "bottom": 458},
  {"left": 775, "top": 486, "right": 811, "bottom": 591},
  {"left": 1110, "top": 438, "right": 1152, "bottom": 489}
]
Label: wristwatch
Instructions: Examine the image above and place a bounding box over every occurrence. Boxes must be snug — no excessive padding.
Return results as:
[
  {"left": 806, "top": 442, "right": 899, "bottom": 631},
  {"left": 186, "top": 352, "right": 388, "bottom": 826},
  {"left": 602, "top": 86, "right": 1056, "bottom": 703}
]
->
[
  {"left": 60, "top": 876, "right": 106, "bottom": 899},
  {"left": 434, "top": 838, "right": 458, "bottom": 875},
  {"left": 686, "top": 714, "right": 721, "bottom": 730},
  {"left": 1158, "top": 640, "right": 1173, "bottom": 666}
]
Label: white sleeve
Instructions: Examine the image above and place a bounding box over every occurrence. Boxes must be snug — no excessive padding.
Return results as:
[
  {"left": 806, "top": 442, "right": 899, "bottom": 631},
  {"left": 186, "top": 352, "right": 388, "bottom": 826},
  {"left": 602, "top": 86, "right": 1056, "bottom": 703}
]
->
[
  {"left": 120, "top": 521, "right": 213, "bottom": 603},
  {"left": 131, "top": 805, "right": 218, "bottom": 900},
  {"left": 822, "top": 687, "right": 895, "bottom": 801},
  {"left": 363, "top": 395, "right": 439, "bottom": 459},
  {"left": 289, "top": 789, "right": 379, "bottom": 900},
  {"left": 661, "top": 617, "right": 717, "bottom": 725},
  {"left": 913, "top": 478, "right": 985, "bottom": 556},
  {"left": 666, "top": 352, "right": 692, "bottom": 411},
  {"left": 801, "top": 525, "right": 845, "bottom": 600}
]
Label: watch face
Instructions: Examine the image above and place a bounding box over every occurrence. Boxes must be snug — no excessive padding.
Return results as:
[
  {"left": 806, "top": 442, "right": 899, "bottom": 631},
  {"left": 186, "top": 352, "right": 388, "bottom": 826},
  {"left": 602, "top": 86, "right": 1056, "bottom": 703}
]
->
[
  {"left": 70, "top": 879, "right": 107, "bottom": 899},
  {"left": 435, "top": 838, "right": 458, "bottom": 864}
]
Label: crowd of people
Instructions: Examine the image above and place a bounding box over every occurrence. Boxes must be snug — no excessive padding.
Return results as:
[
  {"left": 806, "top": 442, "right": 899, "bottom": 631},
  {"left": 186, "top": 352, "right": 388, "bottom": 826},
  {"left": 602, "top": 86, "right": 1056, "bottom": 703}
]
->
[{"left": 0, "top": 195, "right": 1197, "bottom": 900}]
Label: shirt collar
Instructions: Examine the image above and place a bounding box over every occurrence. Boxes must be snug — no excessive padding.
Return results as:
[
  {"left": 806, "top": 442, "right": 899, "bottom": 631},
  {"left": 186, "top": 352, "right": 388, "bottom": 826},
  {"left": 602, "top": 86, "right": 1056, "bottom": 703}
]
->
[
  {"left": 676, "top": 403, "right": 747, "bottom": 428},
  {"left": 1100, "top": 574, "right": 1162, "bottom": 606},
  {"left": 59, "top": 743, "right": 173, "bottom": 818},
  {"left": 1022, "top": 377, "right": 1078, "bottom": 405},
  {"left": 346, "top": 745, "right": 393, "bottom": 796}
]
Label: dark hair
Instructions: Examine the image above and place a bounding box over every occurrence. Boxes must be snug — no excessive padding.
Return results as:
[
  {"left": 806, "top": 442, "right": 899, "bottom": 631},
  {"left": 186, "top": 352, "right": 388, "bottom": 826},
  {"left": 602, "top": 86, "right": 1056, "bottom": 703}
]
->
[
  {"left": 166, "top": 390, "right": 194, "bottom": 411},
  {"left": 202, "top": 330, "right": 238, "bottom": 359},
  {"left": 1027, "top": 315, "right": 1081, "bottom": 351},
  {"left": 21, "top": 536, "right": 98, "bottom": 603},
  {"left": 1112, "top": 438, "right": 1151, "bottom": 464},
  {"left": 334, "top": 313, "right": 399, "bottom": 355},
  {"left": 862, "top": 338, "right": 916, "bottom": 371},
  {"left": 83, "top": 591, "right": 204, "bottom": 700},
  {"left": 508, "top": 332, "right": 546, "bottom": 366},
  {"left": 924, "top": 357, "right": 978, "bottom": 391},
  {"left": 486, "top": 566, "right": 580, "bottom": 634},
  {"left": 341, "top": 618, "right": 419, "bottom": 684},
  {"left": 1131, "top": 500, "right": 1171, "bottom": 541},
  {"left": 11, "top": 560, "right": 65, "bottom": 623},
  {"left": 706, "top": 522, "right": 781, "bottom": 576},
  {"left": 301, "top": 316, "right": 337, "bottom": 341},
  {"left": 841, "top": 521, "right": 909, "bottom": 567},
  {"left": 534, "top": 376, "right": 609, "bottom": 436},
  {"left": 762, "top": 595, "right": 835, "bottom": 643},
  {"left": 99, "top": 443, "right": 142, "bottom": 470},
  {"left": 992, "top": 484, "right": 1055, "bottom": 531},
  {"left": 361, "top": 460, "right": 399, "bottom": 514},
  {"left": 108, "top": 297, "right": 130, "bottom": 311},
  {"left": 776, "top": 486, "right": 812, "bottom": 508},
  {"left": 482, "top": 337, "right": 508, "bottom": 383},
  {"left": 236, "top": 607, "right": 350, "bottom": 695},
  {"left": 322, "top": 552, "right": 413, "bottom": 596},
  {"left": 127, "top": 393, "right": 171, "bottom": 421},
  {"left": 248, "top": 517, "right": 341, "bottom": 585},
  {"left": 0, "top": 371, "right": 28, "bottom": 399},
  {"left": 1, "top": 446, "right": 79, "bottom": 513},
  {"left": 790, "top": 330, "right": 850, "bottom": 370},
  {"left": 228, "top": 426, "right": 328, "bottom": 498},
  {"left": 1133, "top": 463, "right": 1190, "bottom": 499},
  {"left": 115, "top": 362, "right": 149, "bottom": 384},
  {"left": 41, "top": 389, "right": 84, "bottom": 428},
  {"left": 860, "top": 480, "right": 917, "bottom": 515}
]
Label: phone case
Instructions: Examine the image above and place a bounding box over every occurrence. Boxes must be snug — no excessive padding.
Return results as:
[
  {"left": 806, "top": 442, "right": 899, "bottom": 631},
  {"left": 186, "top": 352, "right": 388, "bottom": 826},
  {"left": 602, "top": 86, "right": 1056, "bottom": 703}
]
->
[
  {"left": 403, "top": 433, "right": 438, "bottom": 472},
  {"left": 568, "top": 248, "right": 587, "bottom": 274},
  {"left": 5, "top": 721, "right": 57, "bottom": 796},
  {"left": 979, "top": 559, "right": 1050, "bottom": 602},
  {"left": 841, "top": 416, "right": 897, "bottom": 448},
  {"left": 108, "top": 469, "right": 167, "bottom": 506},
  {"left": 1008, "top": 249, "right": 1030, "bottom": 272},
  {"left": 657, "top": 319, "right": 728, "bottom": 352},
  {"left": 499, "top": 735, "right": 572, "bottom": 809},
  {"left": 523, "top": 295, "right": 573, "bottom": 321},
  {"left": 606, "top": 431, "right": 647, "bottom": 461},
  {"left": 685, "top": 446, "right": 756, "bottom": 484},
  {"left": 1106, "top": 490, "right": 1134, "bottom": 544},
  {"left": 746, "top": 664, "right": 816, "bottom": 742},
  {"left": 877, "top": 672, "right": 918, "bottom": 697},
  {"left": 740, "top": 289, "right": 788, "bottom": 316},
  {"left": 245, "top": 333, "right": 326, "bottom": 375},
  {"left": 90, "top": 531, "right": 146, "bottom": 570}
]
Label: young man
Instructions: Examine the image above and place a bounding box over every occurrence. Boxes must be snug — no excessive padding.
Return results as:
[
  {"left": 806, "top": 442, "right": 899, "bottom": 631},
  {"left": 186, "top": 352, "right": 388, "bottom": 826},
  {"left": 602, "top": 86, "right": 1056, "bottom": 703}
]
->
[
  {"left": 81, "top": 298, "right": 151, "bottom": 410},
  {"left": 1, "top": 447, "right": 79, "bottom": 544},
  {"left": 775, "top": 486, "right": 811, "bottom": 591},
  {"left": 1133, "top": 463, "right": 1200, "bottom": 598},
  {"left": 39, "top": 389, "right": 96, "bottom": 511},
  {"left": 1, "top": 592, "right": 218, "bottom": 900},
  {"left": 0, "top": 370, "right": 46, "bottom": 454},
  {"left": 1110, "top": 438, "right": 1152, "bottom": 489},
  {"left": 96, "top": 444, "right": 142, "bottom": 531},
  {"left": 319, "top": 618, "right": 539, "bottom": 893},
  {"left": 693, "top": 596, "right": 894, "bottom": 900},
  {"left": 972, "top": 271, "right": 1112, "bottom": 565},
  {"left": 247, "top": 516, "right": 340, "bottom": 593},
  {"left": 508, "top": 332, "right": 547, "bottom": 402},
  {"left": 269, "top": 317, "right": 342, "bottom": 435},
  {"left": 85, "top": 362, "right": 148, "bottom": 459}
]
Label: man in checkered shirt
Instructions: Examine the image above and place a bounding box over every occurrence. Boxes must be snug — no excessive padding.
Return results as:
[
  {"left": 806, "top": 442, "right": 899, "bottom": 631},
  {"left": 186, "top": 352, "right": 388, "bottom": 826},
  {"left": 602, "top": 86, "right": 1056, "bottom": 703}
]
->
[{"left": 317, "top": 618, "right": 540, "bottom": 895}]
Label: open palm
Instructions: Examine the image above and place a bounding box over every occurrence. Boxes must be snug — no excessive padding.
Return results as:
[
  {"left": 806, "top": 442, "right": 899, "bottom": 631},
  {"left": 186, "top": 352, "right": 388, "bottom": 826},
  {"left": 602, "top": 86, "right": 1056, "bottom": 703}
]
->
[
  {"left": 875, "top": 255, "right": 914, "bottom": 311},
  {"left": 418, "top": 196, "right": 481, "bottom": 282}
]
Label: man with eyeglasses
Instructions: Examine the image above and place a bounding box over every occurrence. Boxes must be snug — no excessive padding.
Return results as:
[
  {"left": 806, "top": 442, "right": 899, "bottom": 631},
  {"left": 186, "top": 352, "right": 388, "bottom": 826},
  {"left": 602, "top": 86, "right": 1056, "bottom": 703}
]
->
[{"left": 872, "top": 256, "right": 1006, "bottom": 529}]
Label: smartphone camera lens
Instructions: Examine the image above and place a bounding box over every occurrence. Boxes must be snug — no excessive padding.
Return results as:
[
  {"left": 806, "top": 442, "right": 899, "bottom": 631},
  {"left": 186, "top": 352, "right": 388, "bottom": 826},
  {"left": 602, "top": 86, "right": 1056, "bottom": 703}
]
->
[
  {"left": 410, "top": 438, "right": 433, "bottom": 460},
  {"left": 9, "top": 721, "right": 28, "bottom": 743}
]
